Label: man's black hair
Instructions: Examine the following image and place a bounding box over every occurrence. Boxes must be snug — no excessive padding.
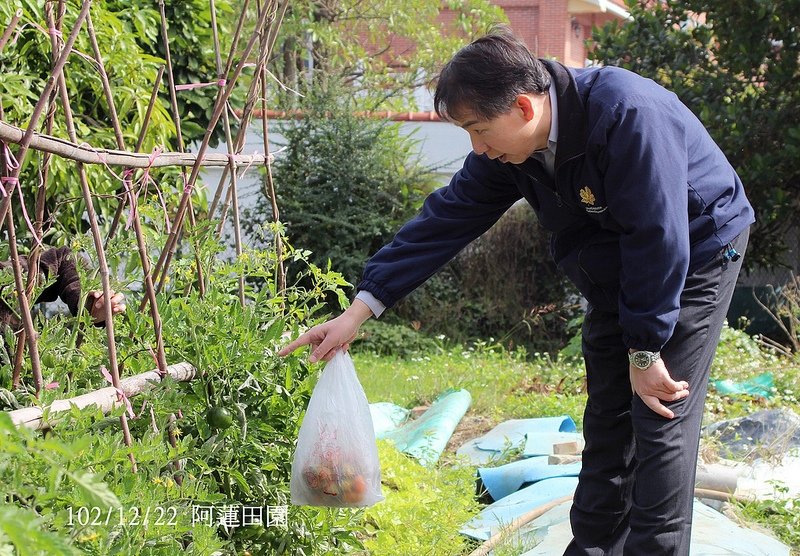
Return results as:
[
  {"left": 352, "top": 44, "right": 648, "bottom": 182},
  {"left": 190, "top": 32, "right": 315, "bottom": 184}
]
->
[{"left": 433, "top": 25, "right": 551, "bottom": 122}]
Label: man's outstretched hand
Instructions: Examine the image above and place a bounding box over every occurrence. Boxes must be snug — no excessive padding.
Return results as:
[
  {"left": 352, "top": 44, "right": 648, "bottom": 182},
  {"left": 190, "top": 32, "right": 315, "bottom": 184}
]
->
[
  {"left": 88, "top": 290, "right": 126, "bottom": 324},
  {"left": 278, "top": 299, "right": 374, "bottom": 363}
]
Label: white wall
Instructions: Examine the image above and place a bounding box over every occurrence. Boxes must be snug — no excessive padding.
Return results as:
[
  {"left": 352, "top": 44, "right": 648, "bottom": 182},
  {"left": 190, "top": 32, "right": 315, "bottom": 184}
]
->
[
  {"left": 197, "top": 119, "right": 472, "bottom": 251},
  {"left": 199, "top": 119, "right": 471, "bottom": 206}
]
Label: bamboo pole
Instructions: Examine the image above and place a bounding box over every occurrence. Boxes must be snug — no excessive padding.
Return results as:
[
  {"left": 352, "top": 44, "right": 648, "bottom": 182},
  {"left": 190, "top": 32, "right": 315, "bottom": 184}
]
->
[
  {"left": 210, "top": 0, "right": 245, "bottom": 305},
  {"left": 0, "top": 84, "right": 43, "bottom": 395},
  {"left": 85, "top": 13, "right": 126, "bottom": 149},
  {"left": 3, "top": 211, "right": 44, "bottom": 395},
  {"left": 0, "top": 0, "right": 92, "bottom": 248},
  {"left": 49, "top": 20, "right": 137, "bottom": 471},
  {"left": 149, "top": 0, "right": 281, "bottom": 296},
  {"left": 122, "top": 177, "right": 169, "bottom": 375},
  {"left": 206, "top": 0, "right": 252, "bottom": 218},
  {"left": 7, "top": 362, "right": 197, "bottom": 430},
  {"left": 84, "top": 12, "right": 168, "bottom": 377},
  {"left": 1, "top": 116, "right": 43, "bottom": 397},
  {"left": 37, "top": 1, "right": 66, "bottom": 239},
  {"left": 105, "top": 66, "right": 165, "bottom": 247},
  {"left": 260, "top": 65, "right": 285, "bottom": 294},
  {"left": 0, "top": 121, "right": 270, "bottom": 168},
  {"left": 0, "top": 8, "right": 23, "bottom": 54},
  {"left": 155, "top": 0, "right": 205, "bottom": 299},
  {"left": 467, "top": 487, "right": 756, "bottom": 556},
  {"left": 213, "top": 0, "right": 288, "bottom": 238},
  {"left": 468, "top": 494, "right": 574, "bottom": 556},
  {"left": 12, "top": 1, "right": 66, "bottom": 389}
]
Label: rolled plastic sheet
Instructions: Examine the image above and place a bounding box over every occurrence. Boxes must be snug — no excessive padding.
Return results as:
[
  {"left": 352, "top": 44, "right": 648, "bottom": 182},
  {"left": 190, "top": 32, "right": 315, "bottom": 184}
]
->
[
  {"left": 369, "top": 402, "right": 410, "bottom": 438},
  {"left": 478, "top": 455, "right": 582, "bottom": 501},
  {"left": 456, "top": 416, "right": 582, "bottom": 465},
  {"left": 375, "top": 389, "right": 472, "bottom": 467}
]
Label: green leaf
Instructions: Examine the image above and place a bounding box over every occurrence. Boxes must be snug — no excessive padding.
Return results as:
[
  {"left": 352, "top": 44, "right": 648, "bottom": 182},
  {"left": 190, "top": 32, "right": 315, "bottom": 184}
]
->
[
  {"left": 0, "top": 505, "right": 77, "bottom": 556},
  {"left": 68, "top": 471, "right": 122, "bottom": 510}
]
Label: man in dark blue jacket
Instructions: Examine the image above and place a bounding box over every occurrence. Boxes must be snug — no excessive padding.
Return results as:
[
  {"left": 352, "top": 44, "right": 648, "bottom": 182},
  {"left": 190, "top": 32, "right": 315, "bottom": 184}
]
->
[{"left": 281, "top": 27, "right": 754, "bottom": 555}]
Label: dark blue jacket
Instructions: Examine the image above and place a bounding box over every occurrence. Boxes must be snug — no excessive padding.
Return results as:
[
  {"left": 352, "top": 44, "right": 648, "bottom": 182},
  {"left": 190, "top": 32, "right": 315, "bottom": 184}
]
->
[{"left": 358, "top": 61, "right": 755, "bottom": 351}]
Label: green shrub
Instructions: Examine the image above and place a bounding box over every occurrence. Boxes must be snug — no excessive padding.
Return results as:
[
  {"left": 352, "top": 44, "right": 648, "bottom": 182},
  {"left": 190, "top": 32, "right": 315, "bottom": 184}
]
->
[
  {"left": 355, "top": 320, "right": 442, "bottom": 358},
  {"left": 393, "top": 203, "right": 579, "bottom": 354},
  {"left": 247, "top": 85, "right": 436, "bottom": 292}
]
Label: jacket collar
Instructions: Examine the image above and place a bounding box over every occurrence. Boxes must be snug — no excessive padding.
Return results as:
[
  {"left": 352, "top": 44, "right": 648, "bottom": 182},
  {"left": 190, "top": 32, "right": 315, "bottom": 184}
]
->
[{"left": 540, "top": 59, "right": 587, "bottom": 169}]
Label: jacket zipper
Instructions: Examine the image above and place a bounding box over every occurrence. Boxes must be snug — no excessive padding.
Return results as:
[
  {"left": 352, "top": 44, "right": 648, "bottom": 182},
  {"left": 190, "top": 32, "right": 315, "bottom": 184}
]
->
[{"left": 553, "top": 152, "right": 584, "bottom": 209}]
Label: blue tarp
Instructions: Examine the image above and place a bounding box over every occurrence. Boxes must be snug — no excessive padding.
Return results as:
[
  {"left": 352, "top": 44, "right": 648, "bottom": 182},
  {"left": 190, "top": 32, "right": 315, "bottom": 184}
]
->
[
  {"left": 478, "top": 455, "right": 581, "bottom": 501},
  {"left": 517, "top": 498, "right": 790, "bottom": 556},
  {"left": 457, "top": 415, "right": 582, "bottom": 465},
  {"left": 460, "top": 476, "right": 579, "bottom": 540},
  {"left": 460, "top": 416, "right": 791, "bottom": 555}
]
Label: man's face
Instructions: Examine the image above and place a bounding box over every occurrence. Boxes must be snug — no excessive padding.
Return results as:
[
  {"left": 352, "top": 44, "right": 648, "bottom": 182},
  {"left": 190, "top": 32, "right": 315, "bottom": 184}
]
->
[{"left": 455, "top": 104, "right": 539, "bottom": 165}]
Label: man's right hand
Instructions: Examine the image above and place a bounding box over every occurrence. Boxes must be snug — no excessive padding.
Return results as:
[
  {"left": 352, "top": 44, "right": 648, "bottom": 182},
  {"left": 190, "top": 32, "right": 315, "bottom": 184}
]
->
[{"left": 278, "top": 299, "right": 374, "bottom": 363}]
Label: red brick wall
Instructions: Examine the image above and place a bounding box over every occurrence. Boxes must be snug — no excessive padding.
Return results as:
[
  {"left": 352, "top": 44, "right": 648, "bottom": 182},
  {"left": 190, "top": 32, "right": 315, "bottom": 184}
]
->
[
  {"left": 361, "top": 0, "right": 629, "bottom": 70},
  {"left": 438, "top": 0, "right": 626, "bottom": 66}
]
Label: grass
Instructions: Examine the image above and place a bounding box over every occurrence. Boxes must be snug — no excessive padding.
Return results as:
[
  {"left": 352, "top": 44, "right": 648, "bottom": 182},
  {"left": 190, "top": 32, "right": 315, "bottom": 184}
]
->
[
  {"left": 349, "top": 325, "right": 800, "bottom": 554},
  {"left": 354, "top": 344, "right": 587, "bottom": 428}
]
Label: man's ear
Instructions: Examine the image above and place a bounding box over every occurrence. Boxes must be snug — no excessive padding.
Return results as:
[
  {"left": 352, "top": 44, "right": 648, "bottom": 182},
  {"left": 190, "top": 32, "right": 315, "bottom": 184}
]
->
[{"left": 516, "top": 94, "right": 536, "bottom": 121}]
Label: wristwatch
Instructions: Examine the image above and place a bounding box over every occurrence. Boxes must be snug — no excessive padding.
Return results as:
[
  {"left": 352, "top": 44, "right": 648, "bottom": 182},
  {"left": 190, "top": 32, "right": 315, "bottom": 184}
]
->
[{"left": 628, "top": 350, "right": 661, "bottom": 370}]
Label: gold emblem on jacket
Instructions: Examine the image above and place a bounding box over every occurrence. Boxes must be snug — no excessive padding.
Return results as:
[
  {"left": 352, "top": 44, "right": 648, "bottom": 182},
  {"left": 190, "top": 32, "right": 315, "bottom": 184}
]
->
[{"left": 579, "top": 186, "right": 595, "bottom": 205}]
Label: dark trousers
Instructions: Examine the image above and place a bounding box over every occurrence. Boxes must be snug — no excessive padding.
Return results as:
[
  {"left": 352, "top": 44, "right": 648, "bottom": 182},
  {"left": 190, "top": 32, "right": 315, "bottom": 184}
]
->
[{"left": 564, "top": 228, "right": 749, "bottom": 556}]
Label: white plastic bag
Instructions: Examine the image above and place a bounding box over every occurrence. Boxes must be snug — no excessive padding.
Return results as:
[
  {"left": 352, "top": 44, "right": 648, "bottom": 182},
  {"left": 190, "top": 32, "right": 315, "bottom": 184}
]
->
[{"left": 290, "top": 351, "right": 384, "bottom": 507}]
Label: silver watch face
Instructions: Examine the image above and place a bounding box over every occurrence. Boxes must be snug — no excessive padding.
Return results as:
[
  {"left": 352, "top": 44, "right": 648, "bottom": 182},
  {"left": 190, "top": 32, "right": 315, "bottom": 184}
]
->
[{"left": 631, "top": 351, "right": 656, "bottom": 369}]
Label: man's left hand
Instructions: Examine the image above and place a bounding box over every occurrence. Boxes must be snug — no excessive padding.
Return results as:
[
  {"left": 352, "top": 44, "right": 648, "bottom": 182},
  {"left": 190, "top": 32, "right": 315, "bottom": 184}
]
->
[
  {"left": 629, "top": 359, "right": 689, "bottom": 419},
  {"left": 88, "top": 290, "right": 126, "bottom": 323}
]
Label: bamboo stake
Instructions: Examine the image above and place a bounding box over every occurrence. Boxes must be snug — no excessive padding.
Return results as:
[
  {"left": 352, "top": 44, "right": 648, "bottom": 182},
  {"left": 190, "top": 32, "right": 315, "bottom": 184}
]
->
[
  {"left": 0, "top": 8, "right": 23, "bottom": 54},
  {"left": 156, "top": 0, "right": 205, "bottom": 298},
  {"left": 149, "top": 0, "right": 281, "bottom": 295},
  {"left": 0, "top": 0, "right": 92, "bottom": 245},
  {"left": 105, "top": 66, "right": 165, "bottom": 247},
  {"left": 468, "top": 486, "right": 758, "bottom": 556},
  {"left": 122, "top": 178, "right": 169, "bottom": 375},
  {"left": 210, "top": 0, "right": 245, "bottom": 305},
  {"left": 206, "top": 0, "right": 253, "bottom": 218},
  {"left": 85, "top": 13, "right": 126, "bottom": 150},
  {"left": 49, "top": 19, "right": 137, "bottom": 471},
  {"left": 260, "top": 65, "right": 285, "bottom": 294},
  {"left": 0, "top": 121, "right": 269, "bottom": 168},
  {"left": 208, "top": 0, "right": 288, "bottom": 228},
  {"left": 7, "top": 362, "right": 197, "bottom": 430},
  {"left": 84, "top": 12, "right": 168, "bottom": 377},
  {"left": 3, "top": 210, "right": 44, "bottom": 396},
  {"left": 213, "top": 0, "right": 288, "bottom": 236},
  {"left": 12, "top": 1, "right": 66, "bottom": 388},
  {"left": 0, "top": 90, "right": 43, "bottom": 395}
]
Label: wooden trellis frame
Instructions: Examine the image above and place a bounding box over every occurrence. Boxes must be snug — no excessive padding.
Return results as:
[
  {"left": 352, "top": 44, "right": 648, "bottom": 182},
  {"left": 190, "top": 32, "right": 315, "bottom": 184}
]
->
[{"left": 0, "top": 0, "right": 287, "bottom": 471}]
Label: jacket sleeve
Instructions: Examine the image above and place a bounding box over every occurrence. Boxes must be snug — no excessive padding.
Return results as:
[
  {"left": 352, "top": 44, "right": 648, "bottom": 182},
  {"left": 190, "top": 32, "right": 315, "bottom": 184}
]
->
[
  {"left": 358, "top": 153, "right": 522, "bottom": 308},
  {"left": 36, "top": 247, "right": 85, "bottom": 317},
  {"left": 599, "top": 95, "right": 691, "bottom": 351}
]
